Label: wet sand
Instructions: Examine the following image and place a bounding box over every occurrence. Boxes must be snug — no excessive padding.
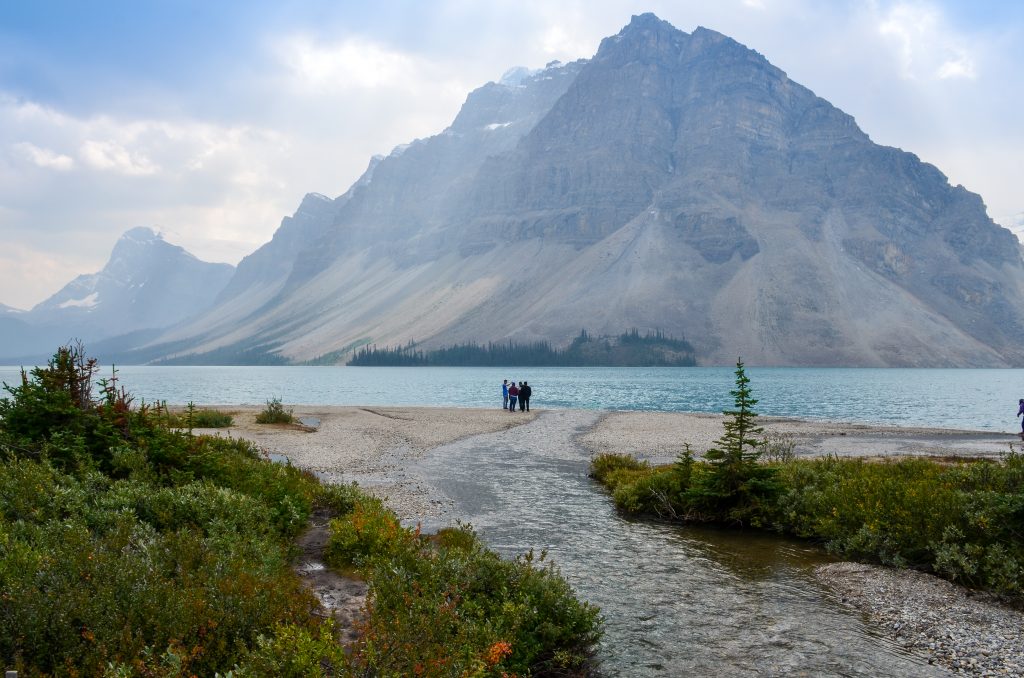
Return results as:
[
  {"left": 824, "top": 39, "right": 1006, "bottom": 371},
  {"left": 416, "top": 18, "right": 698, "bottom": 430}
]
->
[
  {"left": 202, "top": 406, "right": 1016, "bottom": 481},
  {"left": 192, "top": 405, "right": 1018, "bottom": 526}
]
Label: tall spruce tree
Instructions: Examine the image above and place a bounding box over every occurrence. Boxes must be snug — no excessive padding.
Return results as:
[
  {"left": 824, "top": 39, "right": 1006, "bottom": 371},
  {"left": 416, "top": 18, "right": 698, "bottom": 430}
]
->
[{"left": 689, "top": 358, "right": 778, "bottom": 524}]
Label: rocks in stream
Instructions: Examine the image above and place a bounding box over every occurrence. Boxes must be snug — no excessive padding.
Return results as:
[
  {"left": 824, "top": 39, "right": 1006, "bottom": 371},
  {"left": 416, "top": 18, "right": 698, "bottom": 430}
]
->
[{"left": 817, "top": 562, "right": 1024, "bottom": 676}]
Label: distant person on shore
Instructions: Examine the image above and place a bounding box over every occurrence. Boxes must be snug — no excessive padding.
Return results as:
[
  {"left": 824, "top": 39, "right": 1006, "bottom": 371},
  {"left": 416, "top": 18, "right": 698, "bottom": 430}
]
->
[
  {"left": 1018, "top": 398, "right": 1024, "bottom": 440},
  {"left": 508, "top": 381, "right": 519, "bottom": 412},
  {"left": 520, "top": 381, "right": 531, "bottom": 411},
  {"left": 502, "top": 379, "right": 509, "bottom": 410}
]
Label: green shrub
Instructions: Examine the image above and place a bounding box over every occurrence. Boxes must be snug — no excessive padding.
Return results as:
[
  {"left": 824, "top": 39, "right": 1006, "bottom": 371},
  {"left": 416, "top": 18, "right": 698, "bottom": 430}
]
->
[
  {"left": 326, "top": 504, "right": 602, "bottom": 675},
  {"left": 2, "top": 345, "right": 603, "bottom": 674},
  {"left": 324, "top": 494, "right": 414, "bottom": 567},
  {"left": 233, "top": 621, "right": 348, "bottom": 677},
  {"left": 775, "top": 454, "right": 1024, "bottom": 591},
  {"left": 434, "top": 523, "right": 478, "bottom": 551},
  {"left": 164, "top": 403, "right": 234, "bottom": 429},
  {"left": 191, "top": 408, "right": 234, "bottom": 428},
  {"left": 0, "top": 474, "right": 320, "bottom": 676},
  {"left": 0, "top": 346, "right": 339, "bottom": 674},
  {"left": 761, "top": 431, "right": 796, "bottom": 463},
  {"left": 256, "top": 397, "right": 294, "bottom": 424},
  {"left": 592, "top": 451, "right": 1024, "bottom": 597},
  {"left": 588, "top": 362, "right": 1024, "bottom": 598},
  {"left": 590, "top": 452, "right": 647, "bottom": 484},
  {"left": 611, "top": 467, "right": 682, "bottom": 515}
]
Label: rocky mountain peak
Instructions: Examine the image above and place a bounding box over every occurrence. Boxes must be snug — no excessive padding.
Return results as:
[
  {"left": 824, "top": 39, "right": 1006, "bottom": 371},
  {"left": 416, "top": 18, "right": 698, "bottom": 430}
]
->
[
  {"left": 596, "top": 12, "right": 687, "bottom": 64},
  {"left": 120, "top": 14, "right": 1024, "bottom": 368},
  {"left": 102, "top": 226, "right": 198, "bottom": 284}
]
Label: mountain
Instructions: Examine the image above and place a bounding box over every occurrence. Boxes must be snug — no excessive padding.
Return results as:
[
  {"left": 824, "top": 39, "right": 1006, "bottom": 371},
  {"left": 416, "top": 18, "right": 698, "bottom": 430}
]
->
[
  {"left": 141, "top": 14, "right": 1024, "bottom": 367},
  {"left": 1, "top": 228, "right": 234, "bottom": 361}
]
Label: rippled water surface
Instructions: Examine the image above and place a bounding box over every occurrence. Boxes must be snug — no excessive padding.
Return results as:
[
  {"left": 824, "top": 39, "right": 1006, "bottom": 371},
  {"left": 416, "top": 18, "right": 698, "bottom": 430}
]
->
[
  {"left": 2, "top": 364, "right": 1020, "bottom": 430},
  {"left": 411, "top": 411, "right": 940, "bottom": 676}
]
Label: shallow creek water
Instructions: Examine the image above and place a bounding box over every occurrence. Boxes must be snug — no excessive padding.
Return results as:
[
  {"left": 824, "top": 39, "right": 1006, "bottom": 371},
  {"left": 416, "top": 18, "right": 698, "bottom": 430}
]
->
[{"left": 408, "top": 410, "right": 941, "bottom": 676}]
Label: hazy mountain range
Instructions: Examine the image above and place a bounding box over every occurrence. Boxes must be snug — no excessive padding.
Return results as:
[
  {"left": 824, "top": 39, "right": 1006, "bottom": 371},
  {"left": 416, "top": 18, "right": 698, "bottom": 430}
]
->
[
  {"left": 1, "top": 228, "right": 233, "bottom": 361},
  {"left": 4, "top": 14, "right": 1023, "bottom": 367}
]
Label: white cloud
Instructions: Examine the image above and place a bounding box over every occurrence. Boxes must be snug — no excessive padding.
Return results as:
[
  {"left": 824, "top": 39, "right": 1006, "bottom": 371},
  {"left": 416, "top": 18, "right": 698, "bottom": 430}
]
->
[
  {"left": 877, "top": 2, "right": 977, "bottom": 80},
  {"left": 278, "top": 35, "right": 420, "bottom": 90},
  {"left": 0, "top": 96, "right": 304, "bottom": 308},
  {"left": 80, "top": 139, "right": 159, "bottom": 175},
  {"left": 14, "top": 141, "right": 75, "bottom": 171},
  {"left": 936, "top": 52, "right": 975, "bottom": 79}
]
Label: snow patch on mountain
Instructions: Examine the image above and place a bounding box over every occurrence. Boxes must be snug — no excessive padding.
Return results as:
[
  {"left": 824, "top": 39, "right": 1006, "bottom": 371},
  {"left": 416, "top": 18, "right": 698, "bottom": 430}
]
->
[{"left": 58, "top": 292, "right": 99, "bottom": 309}]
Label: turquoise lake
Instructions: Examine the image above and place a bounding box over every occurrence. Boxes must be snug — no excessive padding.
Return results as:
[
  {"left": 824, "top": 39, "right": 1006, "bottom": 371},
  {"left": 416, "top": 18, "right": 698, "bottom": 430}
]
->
[{"left": 2, "top": 365, "right": 1021, "bottom": 432}]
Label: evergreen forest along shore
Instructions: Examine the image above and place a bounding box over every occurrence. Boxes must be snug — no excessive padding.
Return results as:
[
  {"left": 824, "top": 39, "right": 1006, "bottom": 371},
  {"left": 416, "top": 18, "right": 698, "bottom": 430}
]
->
[
  {"left": 0, "top": 345, "right": 601, "bottom": 676},
  {"left": 591, "top": 360, "right": 1024, "bottom": 599},
  {"left": 345, "top": 328, "right": 696, "bottom": 366}
]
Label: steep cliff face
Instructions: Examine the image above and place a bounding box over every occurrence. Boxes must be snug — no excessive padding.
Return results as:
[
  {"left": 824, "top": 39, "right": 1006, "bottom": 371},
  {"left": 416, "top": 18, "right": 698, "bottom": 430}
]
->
[{"left": 146, "top": 14, "right": 1024, "bottom": 367}]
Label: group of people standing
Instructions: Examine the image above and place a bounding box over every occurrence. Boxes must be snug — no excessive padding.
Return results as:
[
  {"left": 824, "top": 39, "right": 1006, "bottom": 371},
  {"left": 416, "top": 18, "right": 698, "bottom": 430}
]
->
[{"left": 503, "top": 379, "right": 532, "bottom": 412}]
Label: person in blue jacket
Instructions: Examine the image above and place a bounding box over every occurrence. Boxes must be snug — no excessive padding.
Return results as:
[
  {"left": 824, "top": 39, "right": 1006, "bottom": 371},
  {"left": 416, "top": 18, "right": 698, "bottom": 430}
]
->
[
  {"left": 1017, "top": 398, "right": 1024, "bottom": 440},
  {"left": 502, "top": 379, "right": 509, "bottom": 410}
]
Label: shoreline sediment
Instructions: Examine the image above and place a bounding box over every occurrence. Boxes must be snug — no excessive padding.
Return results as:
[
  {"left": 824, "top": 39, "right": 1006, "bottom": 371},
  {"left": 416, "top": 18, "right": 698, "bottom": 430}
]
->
[{"left": 199, "top": 404, "right": 1020, "bottom": 676}]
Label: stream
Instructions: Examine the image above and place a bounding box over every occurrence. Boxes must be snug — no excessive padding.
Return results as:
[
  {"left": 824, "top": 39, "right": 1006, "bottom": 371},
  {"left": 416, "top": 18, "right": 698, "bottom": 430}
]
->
[{"left": 408, "top": 410, "right": 941, "bottom": 676}]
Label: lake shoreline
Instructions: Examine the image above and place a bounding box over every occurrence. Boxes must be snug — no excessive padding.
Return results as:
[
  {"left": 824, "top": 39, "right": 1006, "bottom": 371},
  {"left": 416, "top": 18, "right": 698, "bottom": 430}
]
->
[
  {"left": 198, "top": 405, "right": 1021, "bottom": 676},
  {"left": 194, "top": 404, "right": 1017, "bottom": 519}
]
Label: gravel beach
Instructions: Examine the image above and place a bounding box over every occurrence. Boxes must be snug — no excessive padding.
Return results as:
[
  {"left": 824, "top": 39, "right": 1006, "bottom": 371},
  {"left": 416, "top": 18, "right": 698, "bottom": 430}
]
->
[
  {"left": 202, "top": 405, "right": 1021, "bottom": 676},
  {"left": 818, "top": 563, "right": 1024, "bottom": 676}
]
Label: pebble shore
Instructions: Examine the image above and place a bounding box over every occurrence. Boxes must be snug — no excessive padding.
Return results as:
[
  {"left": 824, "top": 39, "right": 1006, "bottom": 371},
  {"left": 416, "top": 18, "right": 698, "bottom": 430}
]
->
[{"left": 817, "top": 562, "right": 1024, "bottom": 676}]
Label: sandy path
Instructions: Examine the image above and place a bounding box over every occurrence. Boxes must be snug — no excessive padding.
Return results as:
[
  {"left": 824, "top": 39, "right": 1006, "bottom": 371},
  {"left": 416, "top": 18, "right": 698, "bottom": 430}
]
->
[
  {"left": 193, "top": 406, "right": 1017, "bottom": 518},
  {"left": 194, "top": 405, "right": 537, "bottom": 518}
]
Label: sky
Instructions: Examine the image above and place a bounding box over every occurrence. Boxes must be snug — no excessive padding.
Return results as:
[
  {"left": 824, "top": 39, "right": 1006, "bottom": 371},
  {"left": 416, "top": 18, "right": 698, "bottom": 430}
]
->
[{"left": 1, "top": 0, "right": 1022, "bottom": 310}]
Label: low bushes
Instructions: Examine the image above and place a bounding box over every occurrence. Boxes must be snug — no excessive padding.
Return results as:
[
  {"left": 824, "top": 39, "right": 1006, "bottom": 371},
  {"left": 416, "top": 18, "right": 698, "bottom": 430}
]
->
[
  {"left": 256, "top": 397, "right": 294, "bottom": 424},
  {"left": 325, "top": 499, "right": 603, "bottom": 676},
  {"left": 589, "top": 358, "right": 1024, "bottom": 598},
  {"left": 0, "top": 351, "right": 339, "bottom": 674},
  {"left": 594, "top": 450, "right": 1024, "bottom": 597},
  {"left": 777, "top": 453, "right": 1024, "bottom": 593},
  {"left": 191, "top": 409, "right": 233, "bottom": 428},
  {"left": 1, "top": 345, "right": 602, "bottom": 675}
]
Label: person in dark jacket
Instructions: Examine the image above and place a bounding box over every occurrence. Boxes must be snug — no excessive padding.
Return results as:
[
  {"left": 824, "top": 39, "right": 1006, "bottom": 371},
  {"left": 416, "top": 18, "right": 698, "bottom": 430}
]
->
[
  {"left": 520, "top": 381, "right": 532, "bottom": 412},
  {"left": 1018, "top": 398, "right": 1024, "bottom": 440}
]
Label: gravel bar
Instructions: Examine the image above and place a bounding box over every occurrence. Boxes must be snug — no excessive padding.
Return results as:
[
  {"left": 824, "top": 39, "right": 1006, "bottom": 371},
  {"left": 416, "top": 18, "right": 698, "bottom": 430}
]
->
[{"left": 817, "top": 562, "right": 1024, "bottom": 676}]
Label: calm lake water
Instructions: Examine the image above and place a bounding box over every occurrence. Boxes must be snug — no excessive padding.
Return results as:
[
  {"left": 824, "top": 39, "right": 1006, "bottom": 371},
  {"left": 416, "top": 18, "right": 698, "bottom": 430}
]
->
[{"left": 1, "top": 364, "right": 1021, "bottom": 431}]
